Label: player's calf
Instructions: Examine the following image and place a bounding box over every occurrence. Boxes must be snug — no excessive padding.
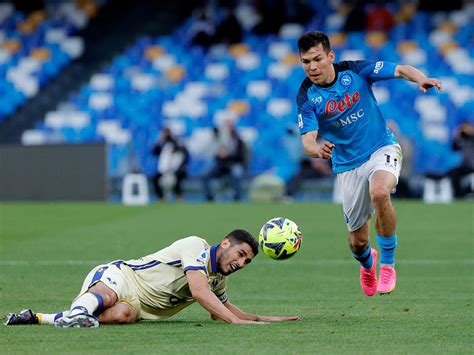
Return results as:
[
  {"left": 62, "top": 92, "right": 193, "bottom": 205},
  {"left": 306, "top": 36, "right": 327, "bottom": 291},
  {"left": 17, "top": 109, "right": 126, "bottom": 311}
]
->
[{"left": 98, "top": 302, "right": 137, "bottom": 324}]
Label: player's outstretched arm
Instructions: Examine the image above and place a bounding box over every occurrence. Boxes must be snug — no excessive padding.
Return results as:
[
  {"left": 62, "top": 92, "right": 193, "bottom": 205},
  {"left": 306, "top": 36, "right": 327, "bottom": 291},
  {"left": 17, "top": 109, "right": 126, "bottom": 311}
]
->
[
  {"left": 301, "top": 130, "right": 334, "bottom": 160},
  {"left": 224, "top": 301, "right": 300, "bottom": 322},
  {"left": 186, "top": 270, "right": 265, "bottom": 325},
  {"left": 395, "top": 64, "right": 442, "bottom": 93}
]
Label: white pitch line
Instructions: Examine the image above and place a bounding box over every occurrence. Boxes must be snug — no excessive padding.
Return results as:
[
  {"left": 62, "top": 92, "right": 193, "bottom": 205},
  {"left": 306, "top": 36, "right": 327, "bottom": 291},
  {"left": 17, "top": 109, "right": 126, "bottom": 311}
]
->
[{"left": 0, "top": 259, "right": 472, "bottom": 266}]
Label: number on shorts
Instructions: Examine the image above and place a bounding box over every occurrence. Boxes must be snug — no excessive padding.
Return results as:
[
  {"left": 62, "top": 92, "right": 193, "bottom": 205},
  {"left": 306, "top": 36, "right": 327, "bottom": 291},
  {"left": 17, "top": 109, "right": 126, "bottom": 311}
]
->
[{"left": 385, "top": 154, "right": 398, "bottom": 167}]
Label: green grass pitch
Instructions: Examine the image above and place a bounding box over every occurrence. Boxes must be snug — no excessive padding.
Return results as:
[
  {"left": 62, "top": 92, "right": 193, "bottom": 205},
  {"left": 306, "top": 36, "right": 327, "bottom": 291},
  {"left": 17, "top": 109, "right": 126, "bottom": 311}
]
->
[{"left": 0, "top": 201, "right": 472, "bottom": 353}]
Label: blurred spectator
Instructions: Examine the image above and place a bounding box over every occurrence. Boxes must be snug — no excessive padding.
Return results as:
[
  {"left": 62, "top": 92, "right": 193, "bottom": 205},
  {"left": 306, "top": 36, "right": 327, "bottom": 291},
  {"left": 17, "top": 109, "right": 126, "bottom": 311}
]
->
[
  {"left": 252, "top": 0, "right": 314, "bottom": 35},
  {"left": 343, "top": 0, "right": 367, "bottom": 33},
  {"left": 151, "top": 128, "right": 189, "bottom": 202},
  {"left": 284, "top": 157, "right": 332, "bottom": 199},
  {"left": 366, "top": 1, "right": 395, "bottom": 32},
  {"left": 14, "top": 0, "right": 43, "bottom": 13},
  {"left": 188, "top": 7, "right": 216, "bottom": 49},
  {"left": 203, "top": 120, "right": 247, "bottom": 201},
  {"left": 282, "top": 126, "right": 305, "bottom": 166},
  {"left": 450, "top": 121, "right": 474, "bottom": 198},
  {"left": 418, "top": 0, "right": 463, "bottom": 12},
  {"left": 387, "top": 120, "right": 415, "bottom": 198},
  {"left": 214, "top": 5, "right": 243, "bottom": 44},
  {"left": 252, "top": 0, "right": 287, "bottom": 35},
  {"left": 283, "top": 0, "right": 315, "bottom": 25}
]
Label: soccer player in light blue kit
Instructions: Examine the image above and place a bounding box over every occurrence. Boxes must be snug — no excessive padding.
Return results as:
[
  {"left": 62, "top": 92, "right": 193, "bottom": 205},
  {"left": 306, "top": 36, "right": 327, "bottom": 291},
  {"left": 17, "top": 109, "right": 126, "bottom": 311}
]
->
[{"left": 296, "top": 31, "right": 442, "bottom": 296}]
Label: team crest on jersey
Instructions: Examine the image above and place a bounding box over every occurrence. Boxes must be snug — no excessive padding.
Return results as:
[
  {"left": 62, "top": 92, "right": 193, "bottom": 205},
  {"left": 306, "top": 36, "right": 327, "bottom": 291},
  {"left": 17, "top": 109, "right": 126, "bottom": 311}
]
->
[
  {"left": 340, "top": 74, "right": 352, "bottom": 86},
  {"left": 196, "top": 248, "right": 208, "bottom": 266}
]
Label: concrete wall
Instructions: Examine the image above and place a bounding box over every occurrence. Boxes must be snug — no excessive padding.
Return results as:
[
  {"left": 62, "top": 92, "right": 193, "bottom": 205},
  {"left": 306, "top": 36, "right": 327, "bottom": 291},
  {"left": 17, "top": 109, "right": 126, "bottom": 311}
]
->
[{"left": 0, "top": 144, "right": 107, "bottom": 201}]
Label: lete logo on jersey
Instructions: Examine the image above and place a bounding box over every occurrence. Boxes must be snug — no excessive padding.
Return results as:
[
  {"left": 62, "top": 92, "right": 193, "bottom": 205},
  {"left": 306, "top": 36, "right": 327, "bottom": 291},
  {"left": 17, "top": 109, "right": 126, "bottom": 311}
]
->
[{"left": 325, "top": 91, "right": 360, "bottom": 116}]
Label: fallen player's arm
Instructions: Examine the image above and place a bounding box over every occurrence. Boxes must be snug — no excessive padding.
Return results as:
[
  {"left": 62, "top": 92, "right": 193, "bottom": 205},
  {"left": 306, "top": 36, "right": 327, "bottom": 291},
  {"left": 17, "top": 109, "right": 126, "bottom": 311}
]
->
[
  {"left": 223, "top": 301, "right": 300, "bottom": 322},
  {"left": 186, "top": 270, "right": 265, "bottom": 324}
]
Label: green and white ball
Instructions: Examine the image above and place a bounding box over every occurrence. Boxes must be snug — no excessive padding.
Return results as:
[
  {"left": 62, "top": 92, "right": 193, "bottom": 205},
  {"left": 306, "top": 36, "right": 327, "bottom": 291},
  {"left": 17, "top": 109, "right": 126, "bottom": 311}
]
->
[{"left": 258, "top": 217, "right": 302, "bottom": 260}]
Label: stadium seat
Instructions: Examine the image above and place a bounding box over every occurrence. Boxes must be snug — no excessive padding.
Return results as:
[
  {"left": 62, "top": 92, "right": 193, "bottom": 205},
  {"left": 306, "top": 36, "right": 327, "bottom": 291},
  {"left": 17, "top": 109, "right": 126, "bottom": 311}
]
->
[
  {"left": 0, "top": 2, "right": 100, "bottom": 119},
  {"left": 423, "top": 177, "right": 453, "bottom": 204},
  {"left": 248, "top": 173, "right": 285, "bottom": 202},
  {"left": 21, "top": 129, "right": 48, "bottom": 145}
]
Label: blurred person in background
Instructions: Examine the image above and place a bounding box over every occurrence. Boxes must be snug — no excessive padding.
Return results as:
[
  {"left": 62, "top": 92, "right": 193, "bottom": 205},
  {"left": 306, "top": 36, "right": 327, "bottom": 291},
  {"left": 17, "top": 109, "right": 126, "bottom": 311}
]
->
[
  {"left": 366, "top": 0, "right": 395, "bottom": 32},
  {"left": 343, "top": 0, "right": 368, "bottom": 33},
  {"left": 151, "top": 128, "right": 189, "bottom": 202},
  {"left": 296, "top": 31, "right": 442, "bottom": 297},
  {"left": 387, "top": 119, "right": 415, "bottom": 198},
  {"left": 285, "top": 156, "right": 332, "bottom": 199},
  {"left": 214, "top": 4, "right": 243, "bottom": 45},
  {"left": 252, "top": 0, "right": 314, "bottom": 35},
  {"left": 450, "top": 120, "right": 474, "bottom": 198},
  {"left": 203, "top": 120, "right": 247, "bottom": 202},
  {"left": 188, "top": 7, "right": 216, "bottom": 50}
]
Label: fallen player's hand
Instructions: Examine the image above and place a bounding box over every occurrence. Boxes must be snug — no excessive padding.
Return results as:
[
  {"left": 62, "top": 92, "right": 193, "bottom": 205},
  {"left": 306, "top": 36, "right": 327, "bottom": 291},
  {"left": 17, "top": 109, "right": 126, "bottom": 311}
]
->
[
  {"left": 257, "top": 315, "right": 300, "bottom": 322},
  {"left": 233, "top": 319, "right": 269, "bottom": 324}
]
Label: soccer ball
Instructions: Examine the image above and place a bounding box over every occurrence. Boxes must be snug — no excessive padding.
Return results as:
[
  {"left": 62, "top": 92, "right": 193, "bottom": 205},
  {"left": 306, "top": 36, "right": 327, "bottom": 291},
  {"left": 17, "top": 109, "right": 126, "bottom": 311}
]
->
[{"left": 258, "top": 217, "right": 302, "bottom": 260}]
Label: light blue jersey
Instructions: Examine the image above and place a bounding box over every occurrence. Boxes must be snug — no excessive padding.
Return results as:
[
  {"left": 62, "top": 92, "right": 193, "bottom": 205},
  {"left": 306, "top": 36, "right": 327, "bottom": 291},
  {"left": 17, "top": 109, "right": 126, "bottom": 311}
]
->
[{"left": 297, "top": 60, "right": 398, "bottom": 173}]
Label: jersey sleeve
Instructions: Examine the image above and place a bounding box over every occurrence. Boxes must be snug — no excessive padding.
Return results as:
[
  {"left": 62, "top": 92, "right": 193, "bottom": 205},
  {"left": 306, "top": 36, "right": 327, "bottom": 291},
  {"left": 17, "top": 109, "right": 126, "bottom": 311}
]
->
[
  {"left": 212, "top": 277, "right": 228, "bottom": 303},
  {"left": 173, "top": 237, "right": 210, "bottom": 276},
  {"left": 296, "top": 79, "right": 318, "bottom": 134},
  {"left": 340, "top": 60, "right": 396, "bottom": 83}
]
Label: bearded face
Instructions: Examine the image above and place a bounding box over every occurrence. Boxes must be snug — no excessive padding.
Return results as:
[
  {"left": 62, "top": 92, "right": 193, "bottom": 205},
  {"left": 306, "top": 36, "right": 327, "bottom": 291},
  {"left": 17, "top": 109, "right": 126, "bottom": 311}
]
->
[{"left": 216, "top": 241, "right": 254, "bottom": 276}]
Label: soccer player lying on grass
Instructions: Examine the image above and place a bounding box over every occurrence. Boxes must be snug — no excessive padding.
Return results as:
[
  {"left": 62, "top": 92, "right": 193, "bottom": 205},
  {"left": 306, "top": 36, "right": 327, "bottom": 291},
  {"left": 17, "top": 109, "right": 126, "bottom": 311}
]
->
[{"left": 6, "top": 229, "right": 299, "bottom": 328}]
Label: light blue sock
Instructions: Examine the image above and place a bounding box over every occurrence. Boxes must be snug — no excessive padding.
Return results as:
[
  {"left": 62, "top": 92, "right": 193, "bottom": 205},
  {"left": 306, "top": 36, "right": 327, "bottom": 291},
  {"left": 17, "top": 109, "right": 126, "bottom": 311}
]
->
[
  {"left": 352, "top": 245, "right": 373, "bottom": 269},
  {"left": 377, "top": 234, "right": 397, "bottom": 266}
]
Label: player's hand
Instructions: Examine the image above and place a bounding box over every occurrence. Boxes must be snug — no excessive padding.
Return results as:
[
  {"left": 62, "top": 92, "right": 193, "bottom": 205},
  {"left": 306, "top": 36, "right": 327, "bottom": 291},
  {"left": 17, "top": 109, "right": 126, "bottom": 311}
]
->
[
  {"left": 317, "top": 141, "right": 335, "bottom": 160},
  {"left": 233, "top": 319, "right": 269, "bottom": 325},
  {"left": 418, "top": 78, "right": 442, "bottom": 93},
  {"left": 257, "top": 315, "right": 300, "bottom": 322}
]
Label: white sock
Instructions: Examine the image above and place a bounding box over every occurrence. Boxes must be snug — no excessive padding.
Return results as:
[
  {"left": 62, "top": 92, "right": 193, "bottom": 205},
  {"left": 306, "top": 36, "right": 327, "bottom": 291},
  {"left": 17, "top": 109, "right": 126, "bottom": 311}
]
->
[
  {"left": 69, "top": 293, "right": 99, "bottom": 316},
  {"left": 37, "top": 310, "right": 71, "bottom": 325}
]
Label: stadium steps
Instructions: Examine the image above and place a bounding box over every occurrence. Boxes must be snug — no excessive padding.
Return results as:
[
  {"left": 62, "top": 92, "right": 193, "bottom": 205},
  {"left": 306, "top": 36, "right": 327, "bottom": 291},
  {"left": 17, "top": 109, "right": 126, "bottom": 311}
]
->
[{"left": 0, "top": 0, "right": 199, "bottom": 143}]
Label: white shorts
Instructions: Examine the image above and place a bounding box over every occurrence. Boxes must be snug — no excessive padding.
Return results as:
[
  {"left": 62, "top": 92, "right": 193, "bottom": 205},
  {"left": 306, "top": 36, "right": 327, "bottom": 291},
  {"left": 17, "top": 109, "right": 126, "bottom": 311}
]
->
[
  {"left": 75, "top": 262, "right": 142, "bottom": 319},
  {"left": 336, "top": 144, "right": 402, "bottom": 232}
]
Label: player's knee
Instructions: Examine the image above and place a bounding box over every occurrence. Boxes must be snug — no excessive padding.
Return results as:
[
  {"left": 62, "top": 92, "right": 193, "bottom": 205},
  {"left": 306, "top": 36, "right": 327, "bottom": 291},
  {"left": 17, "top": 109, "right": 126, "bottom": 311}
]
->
[
  {"left": 89, "top": 283, "right": 117, "bottom": 307},
  {"left": 101, "top": 292, "right": 115, "bottom": 307},
  {"left": 370, "top": 186, "right": 390, "bottom": 206}
]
